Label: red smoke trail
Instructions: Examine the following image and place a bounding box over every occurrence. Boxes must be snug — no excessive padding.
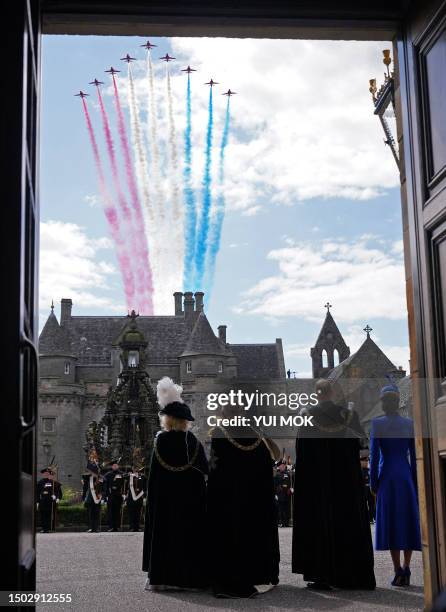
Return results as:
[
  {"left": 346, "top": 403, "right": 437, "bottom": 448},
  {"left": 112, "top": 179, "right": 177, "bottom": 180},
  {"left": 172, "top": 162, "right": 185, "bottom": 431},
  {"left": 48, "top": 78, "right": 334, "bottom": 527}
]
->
[
  {"left": 81, "top": 98, "right": 135, "bottom": 310},
  {"left": 96, "top": 86, "right": 139, "bottom": 307},
  {"left": 111, "top": 74, "right": 154, "bottom": 314},
  {"left": 97, "top": 86, "right": 133, "bottom": 223}
]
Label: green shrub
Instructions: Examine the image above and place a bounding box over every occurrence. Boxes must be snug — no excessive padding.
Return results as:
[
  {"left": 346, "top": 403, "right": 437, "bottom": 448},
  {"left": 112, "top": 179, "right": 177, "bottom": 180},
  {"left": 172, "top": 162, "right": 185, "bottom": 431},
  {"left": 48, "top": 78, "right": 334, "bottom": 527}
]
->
[{"left": 59, "top": 487, "right": 83, "bottom": 507}]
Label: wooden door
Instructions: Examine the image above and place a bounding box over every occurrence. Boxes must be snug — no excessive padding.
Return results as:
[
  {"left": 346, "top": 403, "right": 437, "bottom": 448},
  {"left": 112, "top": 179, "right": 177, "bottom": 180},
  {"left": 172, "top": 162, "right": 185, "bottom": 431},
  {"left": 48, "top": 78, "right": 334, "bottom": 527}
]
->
[
  {"left": 3, "top": 0, "right": 41, "bottom": 591},
  {"left": 398, "top": 0, "right": 446, "bottom": 604}
]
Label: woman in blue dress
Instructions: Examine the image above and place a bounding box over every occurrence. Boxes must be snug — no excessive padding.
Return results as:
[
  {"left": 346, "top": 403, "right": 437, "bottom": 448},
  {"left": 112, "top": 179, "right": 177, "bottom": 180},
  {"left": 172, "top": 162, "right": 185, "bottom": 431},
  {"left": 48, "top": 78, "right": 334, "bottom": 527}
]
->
[{"left": 370, "top": 384, "right": 421, "bottom": 587}]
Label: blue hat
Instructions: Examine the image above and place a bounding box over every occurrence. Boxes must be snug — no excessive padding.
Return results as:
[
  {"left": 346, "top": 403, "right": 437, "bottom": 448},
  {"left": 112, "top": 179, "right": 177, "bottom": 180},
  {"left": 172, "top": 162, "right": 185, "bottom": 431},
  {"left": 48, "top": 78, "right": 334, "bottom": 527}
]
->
[
  {"left": 381, "top": 373, "right": 400, "bottom": 398},
  {"left": 380, "top": 384, "right": 399, "bottom": 398}
]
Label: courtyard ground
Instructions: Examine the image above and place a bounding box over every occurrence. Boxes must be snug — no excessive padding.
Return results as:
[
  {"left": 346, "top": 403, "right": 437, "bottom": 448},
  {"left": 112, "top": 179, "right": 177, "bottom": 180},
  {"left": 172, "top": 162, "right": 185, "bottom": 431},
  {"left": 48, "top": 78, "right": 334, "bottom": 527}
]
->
[{"left": 36, "top": 528, "right": 424, "bottom": 612}]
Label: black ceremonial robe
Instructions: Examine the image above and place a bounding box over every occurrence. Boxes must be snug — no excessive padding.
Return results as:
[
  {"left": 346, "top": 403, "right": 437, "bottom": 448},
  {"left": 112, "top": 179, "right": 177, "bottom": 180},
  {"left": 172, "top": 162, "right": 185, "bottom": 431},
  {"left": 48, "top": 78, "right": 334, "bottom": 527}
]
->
[
  {"left": 292, "top": 401, "right": 376, "bottom": 589},
  {"left": 207, "top": 426, "right": 280, "bottom": 594},
  {"left": 142, "top": 430, "right": 209, "bottom": 588}
]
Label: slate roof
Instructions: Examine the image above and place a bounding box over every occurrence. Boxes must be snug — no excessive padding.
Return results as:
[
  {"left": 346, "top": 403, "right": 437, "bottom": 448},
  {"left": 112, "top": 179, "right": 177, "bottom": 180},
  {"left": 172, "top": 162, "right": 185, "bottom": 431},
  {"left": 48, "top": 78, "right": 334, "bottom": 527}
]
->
[
  {"left": 39, "top": 310, "right": 72, "bottom": 355},
  {"left": 328, "top": 335, "right": 397, "bottom": 381},
  {"left": 39, "top": 306, "right": 284, "bottom": 378},
  {"left": 39, "top": 313, "right": 192, "bottom": 364},
  {"left": 230, "top": 343, "right": 282, "bottom": 379},
  {"left": 314, "top": 311, "right": 347, "bottom": 347},
  {"left": 181, "top": 312, "right": 230, "bottom": 356}
]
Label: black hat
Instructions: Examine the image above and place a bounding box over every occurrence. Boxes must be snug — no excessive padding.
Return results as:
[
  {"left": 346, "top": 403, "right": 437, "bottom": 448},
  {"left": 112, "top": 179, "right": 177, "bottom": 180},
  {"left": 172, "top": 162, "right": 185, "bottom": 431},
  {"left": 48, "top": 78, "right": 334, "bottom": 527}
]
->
[
  {"left": 158, "top": 401, "right": 194, "bottom": 421},
  {"left": 41, "top": 467, "right": 53, "bottom": 475}
]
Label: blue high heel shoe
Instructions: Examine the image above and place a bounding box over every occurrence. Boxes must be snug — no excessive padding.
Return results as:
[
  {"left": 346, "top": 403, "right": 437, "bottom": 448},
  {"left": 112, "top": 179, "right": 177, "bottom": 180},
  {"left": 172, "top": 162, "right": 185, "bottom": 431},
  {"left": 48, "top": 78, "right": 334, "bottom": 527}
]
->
[{"left": 391, "top": 567, "right": 405, "bottom": 587}]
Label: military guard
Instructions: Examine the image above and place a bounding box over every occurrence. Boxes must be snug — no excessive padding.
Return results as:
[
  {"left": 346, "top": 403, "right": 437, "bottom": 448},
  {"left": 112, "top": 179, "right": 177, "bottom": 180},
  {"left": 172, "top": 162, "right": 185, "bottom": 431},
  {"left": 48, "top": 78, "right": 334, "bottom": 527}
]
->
[
  {"left": 36, "top": 467, "right": 63, "bottom": 533},
  {"left": 104, "top": 459, "right": 125, "bottom": 531},
  {"left": 126, "top": 467, "right": 147, "bottom": 532},
  {"left": 82, "top": 461, "right": 105, "bottom": 533}
]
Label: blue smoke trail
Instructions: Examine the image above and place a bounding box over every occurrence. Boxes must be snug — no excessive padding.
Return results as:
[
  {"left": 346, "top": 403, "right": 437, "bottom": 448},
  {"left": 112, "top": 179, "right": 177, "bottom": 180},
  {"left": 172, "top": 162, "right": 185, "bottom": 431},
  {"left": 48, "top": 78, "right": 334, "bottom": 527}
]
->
[
  {"left": 183, "top": 74, "right": 197, "bottom": 290},
  {"left": 204, "top": 97, "right": 231, "bottom": 296},
  {"left": 193, "top": 87, "right": 214, "bottom": 290}
]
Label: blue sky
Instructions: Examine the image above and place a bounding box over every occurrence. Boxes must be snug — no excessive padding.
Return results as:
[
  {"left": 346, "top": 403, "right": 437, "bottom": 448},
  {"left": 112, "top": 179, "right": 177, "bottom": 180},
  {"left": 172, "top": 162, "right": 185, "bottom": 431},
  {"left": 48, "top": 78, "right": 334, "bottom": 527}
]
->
[{"left": 40, "top": 35, "right": 408, "bottom": 377}]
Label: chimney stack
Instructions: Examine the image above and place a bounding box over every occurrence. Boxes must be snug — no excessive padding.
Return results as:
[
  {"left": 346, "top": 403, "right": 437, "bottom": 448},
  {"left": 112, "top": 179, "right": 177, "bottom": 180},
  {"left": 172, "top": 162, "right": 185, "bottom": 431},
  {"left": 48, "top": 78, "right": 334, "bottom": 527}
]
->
[
  {"left": 194, "top": 291, "right": 204, "bottom": 312},
  {"left": 183, "top": 292, "right": 195, "bottom": 317},
  {"left": 60, "top": 298, "right": 72, "bottom": 325},
  {"left": 218, "top": 325, "right": 227, "bottom": 343},
  {"left": 173, "top": 292, "right": 183, "bottom": 315}
]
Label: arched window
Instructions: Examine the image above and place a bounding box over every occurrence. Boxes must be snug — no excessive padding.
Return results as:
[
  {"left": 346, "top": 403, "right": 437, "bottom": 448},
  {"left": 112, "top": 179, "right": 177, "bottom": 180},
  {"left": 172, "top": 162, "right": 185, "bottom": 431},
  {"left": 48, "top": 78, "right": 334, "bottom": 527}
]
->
[
  {"left": 322, "top": 349, "right": 328, "bottom": 368},
  {"left": 64, "top": 362, "right": 70, "bottom": 375},
  {"left": 334, "top": 349, "right": 340, "bottom": 365}
]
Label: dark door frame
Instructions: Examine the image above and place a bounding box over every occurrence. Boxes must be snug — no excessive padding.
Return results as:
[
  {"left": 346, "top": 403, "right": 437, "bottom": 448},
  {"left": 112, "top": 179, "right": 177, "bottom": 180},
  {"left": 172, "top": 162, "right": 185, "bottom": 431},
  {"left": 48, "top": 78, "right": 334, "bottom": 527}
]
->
[{"left": 6, "top": 0, "right": 444, "bottom": 607}]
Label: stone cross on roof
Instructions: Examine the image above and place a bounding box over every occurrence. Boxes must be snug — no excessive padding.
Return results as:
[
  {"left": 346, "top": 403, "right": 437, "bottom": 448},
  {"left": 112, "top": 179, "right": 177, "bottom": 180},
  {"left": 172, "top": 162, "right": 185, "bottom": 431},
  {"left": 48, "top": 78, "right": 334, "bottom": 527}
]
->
[
  {"left": 363, "top": 324, "right": 373, "bottom": 337},
  {"left": 324, "top": 302, "right": 332, "bottom": 312}
]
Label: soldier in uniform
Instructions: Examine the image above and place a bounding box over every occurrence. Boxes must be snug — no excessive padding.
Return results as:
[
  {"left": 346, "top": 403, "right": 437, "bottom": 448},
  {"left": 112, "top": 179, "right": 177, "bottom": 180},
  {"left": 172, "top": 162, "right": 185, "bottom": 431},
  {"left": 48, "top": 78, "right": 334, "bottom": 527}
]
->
[
  {"left": 274, "top": 461, "right": 292, "bottom": 527},
  {"left": 82, "top": 462, "right": 105, "bottom": 533},
  {"left": 36, "top": 467, "right": 63, "bottom": 533},
  {"left": 104, "top": 459, "right": 125, "bottom": 532},
  {"left": 126, "top": 467, "right": 147, "bottom": 532}
]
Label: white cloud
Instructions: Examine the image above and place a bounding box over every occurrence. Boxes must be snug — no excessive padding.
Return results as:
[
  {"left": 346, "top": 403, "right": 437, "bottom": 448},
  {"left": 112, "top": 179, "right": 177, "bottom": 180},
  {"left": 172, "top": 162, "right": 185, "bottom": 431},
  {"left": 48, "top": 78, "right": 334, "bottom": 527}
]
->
[
  {"left": 84, "top": 194, "right": 101, "bottom": 208},
  {"left": 39, "top": 221, "right": 125, "bottom": 322},
  {"left": 98, "top": 38, "right": 399, "bottom": 218},
  {"left": 234, "top": 236, "right": 407, "bottom": 323}
]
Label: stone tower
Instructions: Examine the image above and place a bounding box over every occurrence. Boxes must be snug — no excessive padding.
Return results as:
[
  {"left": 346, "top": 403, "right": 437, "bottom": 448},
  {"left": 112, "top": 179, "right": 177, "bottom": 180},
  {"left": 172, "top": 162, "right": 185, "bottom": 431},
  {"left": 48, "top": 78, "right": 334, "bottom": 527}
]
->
[
  {"left": 311, "top": 305, "right": 350, "bottom": 379},
  {"left": 86, "top": 310, "right": 159, "bottom": 469}
]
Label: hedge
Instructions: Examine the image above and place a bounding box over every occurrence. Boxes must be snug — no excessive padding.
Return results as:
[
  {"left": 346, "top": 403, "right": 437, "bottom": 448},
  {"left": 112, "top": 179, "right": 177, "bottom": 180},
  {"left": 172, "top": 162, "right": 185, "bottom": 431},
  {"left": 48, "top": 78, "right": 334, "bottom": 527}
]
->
[{"left": 37, "top": 503, "right": 139, "bottom": 528}]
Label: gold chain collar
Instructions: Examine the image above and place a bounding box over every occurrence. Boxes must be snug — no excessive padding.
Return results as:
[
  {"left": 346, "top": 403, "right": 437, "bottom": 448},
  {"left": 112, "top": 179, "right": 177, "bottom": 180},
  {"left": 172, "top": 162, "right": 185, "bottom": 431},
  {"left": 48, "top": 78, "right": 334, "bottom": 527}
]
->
[
  {"left": 217, "top": 425, "right": 263, "bottom": 451},
  {"left": 153, "top": 435, "right": 200, "bottom": 472}
]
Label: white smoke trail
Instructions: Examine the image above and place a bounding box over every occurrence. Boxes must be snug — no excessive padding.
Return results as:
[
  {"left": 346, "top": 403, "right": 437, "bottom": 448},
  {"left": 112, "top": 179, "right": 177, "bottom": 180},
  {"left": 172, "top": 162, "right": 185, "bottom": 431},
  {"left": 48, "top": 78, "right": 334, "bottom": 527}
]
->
[
  {"left": 146, "top": 54, "right": 164, "bottom": 219},
  {"left": 127, "top": 63, "right": 161, "bottom": 309},
  {"left": 145, "top": 53, "right": 172, "bottom": 313},
  {"left": 166, "top": 67, "right": 184, "bottom": 295}
]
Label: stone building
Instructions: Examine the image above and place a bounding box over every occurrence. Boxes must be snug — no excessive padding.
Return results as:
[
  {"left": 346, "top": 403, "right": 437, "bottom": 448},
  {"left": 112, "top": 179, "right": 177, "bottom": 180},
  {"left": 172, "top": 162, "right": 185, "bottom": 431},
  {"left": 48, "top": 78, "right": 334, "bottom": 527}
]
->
[
  {"left": 38, "top": 294, "right": 407, "bottom": 486},
  {"left": 38, "top": 292, "right": 286, "bottom": 486}
]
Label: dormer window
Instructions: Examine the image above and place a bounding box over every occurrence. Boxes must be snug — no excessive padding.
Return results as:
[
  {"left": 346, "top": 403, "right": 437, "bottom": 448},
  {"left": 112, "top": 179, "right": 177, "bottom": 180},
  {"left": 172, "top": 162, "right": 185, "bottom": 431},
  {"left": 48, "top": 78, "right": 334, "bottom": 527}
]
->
[
  {"left": 186, "top": 361, "right": 192, "bottom": 373},
  {"left": 64, "top": 362, "right": 70, "bottom": 375},
  {"left": 128, "top": 350, "right": 139, "bottom": 368}
]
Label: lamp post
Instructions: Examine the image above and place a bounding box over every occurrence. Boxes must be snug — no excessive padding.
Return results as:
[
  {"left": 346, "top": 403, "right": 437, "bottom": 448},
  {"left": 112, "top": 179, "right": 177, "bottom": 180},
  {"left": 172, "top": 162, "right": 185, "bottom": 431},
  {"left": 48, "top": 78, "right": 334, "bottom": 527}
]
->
[{"left": 369, "top": 49, "right": 400, "bottom": 170}]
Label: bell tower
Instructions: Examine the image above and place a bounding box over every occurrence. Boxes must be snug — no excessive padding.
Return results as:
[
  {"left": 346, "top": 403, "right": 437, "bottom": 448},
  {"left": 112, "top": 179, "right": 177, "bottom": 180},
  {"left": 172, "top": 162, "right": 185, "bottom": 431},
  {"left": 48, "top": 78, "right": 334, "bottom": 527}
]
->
[{"left": 311, "top": 303, "right": 350, "bottom": 378}]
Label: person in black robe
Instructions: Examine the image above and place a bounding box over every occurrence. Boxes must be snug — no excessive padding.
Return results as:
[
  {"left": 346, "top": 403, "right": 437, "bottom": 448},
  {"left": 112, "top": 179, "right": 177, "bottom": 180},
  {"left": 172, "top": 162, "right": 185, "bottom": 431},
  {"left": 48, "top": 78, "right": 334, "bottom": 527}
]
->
[
  {"left": 207, "top": 419, "right": 280, "bottom": 598},
  {"left": 292, "top": 379, "right": 376, "bottom": 590},
  {"left": 142, "top": 377, "right": 208, "bottom": 591}
]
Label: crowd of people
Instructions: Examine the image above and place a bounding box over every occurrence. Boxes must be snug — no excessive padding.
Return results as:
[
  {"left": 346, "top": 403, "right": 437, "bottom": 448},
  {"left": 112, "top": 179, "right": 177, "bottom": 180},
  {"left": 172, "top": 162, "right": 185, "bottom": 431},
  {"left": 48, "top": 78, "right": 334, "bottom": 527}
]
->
[{"left": 37, "top": 375, "right": 421, "bottom": 599}]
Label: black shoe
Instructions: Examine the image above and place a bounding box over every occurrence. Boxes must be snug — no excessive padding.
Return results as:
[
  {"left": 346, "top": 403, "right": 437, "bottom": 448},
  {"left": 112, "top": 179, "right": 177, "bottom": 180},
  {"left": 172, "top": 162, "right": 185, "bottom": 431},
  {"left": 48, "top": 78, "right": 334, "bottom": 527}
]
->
[
  {"left": 403, "top": 567, "right": 411, "bottom": 586},
  {"left": 391, "top": 568, "right": 405, "bottom": 587}
]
